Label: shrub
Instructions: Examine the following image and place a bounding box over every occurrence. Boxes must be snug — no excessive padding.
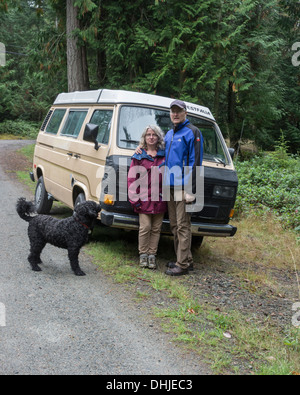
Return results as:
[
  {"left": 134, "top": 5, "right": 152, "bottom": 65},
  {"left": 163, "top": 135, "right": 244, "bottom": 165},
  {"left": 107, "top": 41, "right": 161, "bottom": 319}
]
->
[
  {"left": 0, "top": 120, "right": 39, "bottom": 139},
  {"left": 235, "top": 142, "right": 300, "bottom": 234}
]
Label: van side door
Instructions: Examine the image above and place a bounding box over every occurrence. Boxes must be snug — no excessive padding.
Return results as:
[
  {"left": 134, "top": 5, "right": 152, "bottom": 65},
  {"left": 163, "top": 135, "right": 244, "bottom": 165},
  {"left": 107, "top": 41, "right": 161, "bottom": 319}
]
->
[
  {"left": 70, "top": 107, "right": 114, "bottom": 202},
  {"left": 49, "top": 108, "right": 89, "bottom": 207}
]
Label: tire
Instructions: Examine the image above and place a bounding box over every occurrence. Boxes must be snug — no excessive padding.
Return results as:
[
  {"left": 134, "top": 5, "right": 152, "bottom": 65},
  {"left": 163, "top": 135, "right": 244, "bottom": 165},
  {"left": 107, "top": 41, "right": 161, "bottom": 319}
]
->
[
  {"left": 35, "top": 176, "right": 53, "bottom": 214},
  {"left": 191, "top": 236, "right": 204, "bottom": 250},
  {"left": 74, "top": 192, "right": 86, "bottom": 207}
]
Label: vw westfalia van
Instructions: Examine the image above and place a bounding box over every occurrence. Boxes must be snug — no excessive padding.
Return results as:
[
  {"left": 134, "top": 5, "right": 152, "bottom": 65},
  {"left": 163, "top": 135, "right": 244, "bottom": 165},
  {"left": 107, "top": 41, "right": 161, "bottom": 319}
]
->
[{"left": 30, "top": 89, "right": 238, "bottom": 242}]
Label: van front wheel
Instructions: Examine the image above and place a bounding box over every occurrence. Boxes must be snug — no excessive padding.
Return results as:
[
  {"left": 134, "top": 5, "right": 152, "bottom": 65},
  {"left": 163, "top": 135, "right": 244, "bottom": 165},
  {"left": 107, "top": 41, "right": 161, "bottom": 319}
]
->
[
  {"left": 35, "top": 176, "right": 53, "bottom": 214},
  {"left": 74, "top": 193, "right": 86, "bottom": 207},
  {"left": 191, "top": 236, "right": 204, "bottom": 250}
]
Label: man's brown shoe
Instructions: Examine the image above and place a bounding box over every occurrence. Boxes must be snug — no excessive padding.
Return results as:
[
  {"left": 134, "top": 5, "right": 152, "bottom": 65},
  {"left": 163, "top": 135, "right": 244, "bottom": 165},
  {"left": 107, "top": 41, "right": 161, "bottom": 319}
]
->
[
  {"left": 165, "top": 266, "right": 189, "bottom": 276},
  {"left": 166, "top": 262, "right": 194, "bottom": 271}
]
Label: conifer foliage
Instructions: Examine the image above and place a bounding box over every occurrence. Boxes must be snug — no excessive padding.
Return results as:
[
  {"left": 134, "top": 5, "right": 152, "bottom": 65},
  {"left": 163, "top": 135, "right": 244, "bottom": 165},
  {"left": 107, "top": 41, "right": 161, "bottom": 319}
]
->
[{"left": 0, "top": 0, "right": 299, "bottom": 152}]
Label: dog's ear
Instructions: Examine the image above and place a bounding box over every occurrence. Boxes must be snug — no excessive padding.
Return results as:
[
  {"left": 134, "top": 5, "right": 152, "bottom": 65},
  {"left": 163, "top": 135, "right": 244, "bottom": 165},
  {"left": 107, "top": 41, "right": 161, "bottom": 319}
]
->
[
  {"left": 74, "top": 201, "right": 100, "bottom": 219},
  {"left": 88, "top": 209, "right": 95, "bottom": 217},
  {"left": 87, "top": 204, "right": 101, "bottom": 218},
  {"left": 74, "top": 203, "right": 84, "bottom": 214}
]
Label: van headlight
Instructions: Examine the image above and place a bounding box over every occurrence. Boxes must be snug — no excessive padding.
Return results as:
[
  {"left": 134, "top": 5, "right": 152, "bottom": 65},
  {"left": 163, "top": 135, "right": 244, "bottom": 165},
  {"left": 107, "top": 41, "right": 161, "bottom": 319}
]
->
[{"left": 213, "top": 186, "right": 235, "bottom": 198}]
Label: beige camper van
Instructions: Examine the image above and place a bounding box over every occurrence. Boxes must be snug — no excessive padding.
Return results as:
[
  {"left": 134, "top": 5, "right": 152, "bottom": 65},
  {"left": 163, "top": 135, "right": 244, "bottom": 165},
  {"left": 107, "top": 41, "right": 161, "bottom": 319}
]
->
[{"left": 30, "top": 89, "right": 238, "bottom": 240}]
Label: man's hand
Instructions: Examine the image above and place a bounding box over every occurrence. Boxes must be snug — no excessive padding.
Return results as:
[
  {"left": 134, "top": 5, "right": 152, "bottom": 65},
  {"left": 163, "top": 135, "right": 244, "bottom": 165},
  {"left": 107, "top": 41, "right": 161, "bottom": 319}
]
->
[
  {"left": 135, "top": 146, "right": 143, "bottom": 155},
  {"left": 184, "top": 193, "right": 196, "bottom": 204}
]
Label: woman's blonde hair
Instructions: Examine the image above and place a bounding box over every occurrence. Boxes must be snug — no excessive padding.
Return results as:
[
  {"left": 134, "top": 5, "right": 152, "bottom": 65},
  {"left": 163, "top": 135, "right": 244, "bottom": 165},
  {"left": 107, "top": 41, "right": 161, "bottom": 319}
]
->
[{"left": 139, "top": 125, "right": 165, "bottom": 150}]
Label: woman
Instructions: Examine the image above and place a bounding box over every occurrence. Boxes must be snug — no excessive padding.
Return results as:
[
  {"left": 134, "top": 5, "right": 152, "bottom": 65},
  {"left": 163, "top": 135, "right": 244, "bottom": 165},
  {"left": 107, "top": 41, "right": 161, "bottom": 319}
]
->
[{"left": 128, "top": 125, "right": 167, "bottom": 269}]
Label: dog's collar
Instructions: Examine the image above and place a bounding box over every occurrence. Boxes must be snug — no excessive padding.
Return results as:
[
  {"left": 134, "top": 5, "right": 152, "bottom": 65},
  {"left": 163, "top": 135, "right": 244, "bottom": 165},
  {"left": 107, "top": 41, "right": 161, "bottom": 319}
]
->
[{"left": 73, "top": 213, "right": 90, "bottom": 230}]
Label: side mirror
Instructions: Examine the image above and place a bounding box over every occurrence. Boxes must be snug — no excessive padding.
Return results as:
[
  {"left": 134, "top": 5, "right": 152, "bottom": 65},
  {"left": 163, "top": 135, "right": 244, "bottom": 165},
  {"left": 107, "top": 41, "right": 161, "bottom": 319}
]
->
[
  {"left": 228, "top": 148, "right": 235, "bottom": 159},
  {"left": 83, "top": 123, "right": 100, "bottom": 151}
]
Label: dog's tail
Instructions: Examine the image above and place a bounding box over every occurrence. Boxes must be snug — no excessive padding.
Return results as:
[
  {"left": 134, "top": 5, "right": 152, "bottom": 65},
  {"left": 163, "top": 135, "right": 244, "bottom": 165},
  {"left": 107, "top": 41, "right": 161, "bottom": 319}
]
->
[{"left": 16, "top": 198, "right": 36, "bottom": 222}]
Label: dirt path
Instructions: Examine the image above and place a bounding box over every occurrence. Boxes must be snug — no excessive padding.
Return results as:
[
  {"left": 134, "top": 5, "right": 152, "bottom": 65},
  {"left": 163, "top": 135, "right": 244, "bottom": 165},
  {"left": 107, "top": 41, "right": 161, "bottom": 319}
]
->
[
  {"left": 1, "top": 139, "right": 299, "bottom": 375},
  {"left": 0, "top": 140, "right": 211, "bottom": 376}
]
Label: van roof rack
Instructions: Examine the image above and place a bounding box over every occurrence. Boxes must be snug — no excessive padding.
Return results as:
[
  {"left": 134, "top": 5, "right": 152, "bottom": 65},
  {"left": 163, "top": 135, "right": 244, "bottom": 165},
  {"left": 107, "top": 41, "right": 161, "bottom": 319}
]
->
[{"left": 53, "top": 89, "right": 215, "bottom": 121}]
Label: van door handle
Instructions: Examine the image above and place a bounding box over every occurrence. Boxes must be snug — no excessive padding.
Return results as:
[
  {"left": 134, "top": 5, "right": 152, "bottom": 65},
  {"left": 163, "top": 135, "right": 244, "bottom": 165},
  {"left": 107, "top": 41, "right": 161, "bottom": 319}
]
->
[
  {"left": 67, "top": 153, "right": 73, "bottom": 157},
  {"left": 74, "top": 154, "right": 81, "bottom": 159}
]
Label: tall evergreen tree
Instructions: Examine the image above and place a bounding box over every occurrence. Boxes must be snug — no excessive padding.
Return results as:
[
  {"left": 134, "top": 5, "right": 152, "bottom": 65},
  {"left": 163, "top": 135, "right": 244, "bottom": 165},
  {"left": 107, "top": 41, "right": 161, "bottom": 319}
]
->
[
  {"left": 0, "top": 0, "right": 299, "bottom": 152},
  {"left": 0, "top": 0, "right": 66, "bottom": 121},
  {"left": 276, "top": 0, "right": 300, "bottom": 153}
]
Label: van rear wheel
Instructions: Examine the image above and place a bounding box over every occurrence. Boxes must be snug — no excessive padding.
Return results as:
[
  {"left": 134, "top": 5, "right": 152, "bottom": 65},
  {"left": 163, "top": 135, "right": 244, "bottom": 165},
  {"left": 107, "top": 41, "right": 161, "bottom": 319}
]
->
[{"left": 35, "top": 176, "right": 53, "bottom": 214}]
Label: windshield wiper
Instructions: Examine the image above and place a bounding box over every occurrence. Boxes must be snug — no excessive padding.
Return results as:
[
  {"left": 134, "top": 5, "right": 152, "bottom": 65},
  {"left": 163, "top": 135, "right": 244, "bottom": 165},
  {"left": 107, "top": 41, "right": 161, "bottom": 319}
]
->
[
  {"left": 214, "top": 157, "right": 227, "bottom": 166},
  {"left": 120, "top": 139, "right": 140, "bottom": 144}
]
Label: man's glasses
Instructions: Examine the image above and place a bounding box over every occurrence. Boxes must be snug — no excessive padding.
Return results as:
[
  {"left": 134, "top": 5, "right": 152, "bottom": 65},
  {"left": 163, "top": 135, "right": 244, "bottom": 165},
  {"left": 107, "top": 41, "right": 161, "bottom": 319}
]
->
[{"left": 170, "top": 108, "right": 186, "bottom": 114}]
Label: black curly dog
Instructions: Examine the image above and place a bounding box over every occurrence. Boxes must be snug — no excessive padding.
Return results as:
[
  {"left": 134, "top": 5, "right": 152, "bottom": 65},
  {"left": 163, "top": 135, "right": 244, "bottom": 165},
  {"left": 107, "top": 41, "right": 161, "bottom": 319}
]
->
[{"left": 16, "top": 198, "right": 101, "bottom": 276}]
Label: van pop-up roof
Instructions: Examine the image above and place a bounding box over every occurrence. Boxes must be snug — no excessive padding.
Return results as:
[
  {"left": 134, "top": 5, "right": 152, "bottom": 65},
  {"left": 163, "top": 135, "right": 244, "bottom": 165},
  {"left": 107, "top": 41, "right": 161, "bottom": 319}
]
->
[{"left": 53, "top": 89, "right": 215, "bottom": 122}]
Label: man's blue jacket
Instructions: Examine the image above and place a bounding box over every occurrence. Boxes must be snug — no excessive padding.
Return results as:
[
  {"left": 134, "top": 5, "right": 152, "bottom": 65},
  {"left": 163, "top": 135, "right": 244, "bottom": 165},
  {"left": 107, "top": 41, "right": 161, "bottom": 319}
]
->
[{"left": 164, "top": 119, "right": 204, "bottom": 194}]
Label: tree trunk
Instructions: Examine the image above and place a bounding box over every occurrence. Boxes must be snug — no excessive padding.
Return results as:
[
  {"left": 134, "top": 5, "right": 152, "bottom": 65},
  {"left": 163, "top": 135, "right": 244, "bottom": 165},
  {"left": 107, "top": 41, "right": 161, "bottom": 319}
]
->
[
  {"left": 214, "top": 77, "right": 221, "bottom": 120},
  {"left": 66, "top": 0, "right": 89, "bottom": 92},
  {"left": 228, "top": 81, "right": 236, "bottom": 126},
  {"left": 80, "top": 44, "right": 90, "bottom": 90},
  {"left": 97, "top": 50, "right": 106, "bottom": 85},
  {"left": 227, "top": 80, "right": 239, "bottom": 149}
]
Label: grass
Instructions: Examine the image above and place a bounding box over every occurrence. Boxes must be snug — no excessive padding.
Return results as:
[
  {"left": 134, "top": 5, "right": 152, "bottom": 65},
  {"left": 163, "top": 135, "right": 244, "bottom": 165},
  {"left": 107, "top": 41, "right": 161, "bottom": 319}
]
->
[
  {"left": 19, "top": 143, "right": 35, "bottom": 160},
  {"left": 205, "top": 213, "right": 300, "bottom": 294},
  {"left": 0, "top": 134, "right": 27, "bottom": 140},
  {"left": 15, "top": 143, "right": 300, "bottom": 375},
  {"left": 211, "top": 214, "right": 298, "bottom": 269},
  {"left": 86, "top": 223, "right": 300, "bottom": 375}
]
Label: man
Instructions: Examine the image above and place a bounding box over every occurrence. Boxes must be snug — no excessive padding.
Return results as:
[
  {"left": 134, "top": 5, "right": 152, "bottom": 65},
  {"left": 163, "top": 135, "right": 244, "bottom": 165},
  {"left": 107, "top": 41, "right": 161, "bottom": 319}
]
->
[
  {"left": 164, "top": 99, "right": 203, "bottom": 276},
  {"left": 135, "top": 99, "right": 204, "bottom": 276}
]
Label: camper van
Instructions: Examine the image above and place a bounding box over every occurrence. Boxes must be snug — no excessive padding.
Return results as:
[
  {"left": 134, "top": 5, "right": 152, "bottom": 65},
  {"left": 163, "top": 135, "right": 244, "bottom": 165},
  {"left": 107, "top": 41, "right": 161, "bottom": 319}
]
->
[{"left": 30, "top": 89, "right": 238, "bottom": 241}]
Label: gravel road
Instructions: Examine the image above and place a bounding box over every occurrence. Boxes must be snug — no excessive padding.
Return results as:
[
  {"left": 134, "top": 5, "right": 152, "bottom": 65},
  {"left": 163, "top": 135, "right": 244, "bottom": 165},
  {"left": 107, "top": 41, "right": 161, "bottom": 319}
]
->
[{"left": 0, "top": 140, "right": 210, "bottom": 376}]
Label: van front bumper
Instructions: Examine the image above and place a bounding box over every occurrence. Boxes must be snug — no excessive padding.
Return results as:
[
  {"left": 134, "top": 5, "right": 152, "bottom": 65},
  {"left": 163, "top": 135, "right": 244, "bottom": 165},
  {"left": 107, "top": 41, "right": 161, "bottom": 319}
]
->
[{"left": 100, "top": 210, "right": 237, "bottom": 238}]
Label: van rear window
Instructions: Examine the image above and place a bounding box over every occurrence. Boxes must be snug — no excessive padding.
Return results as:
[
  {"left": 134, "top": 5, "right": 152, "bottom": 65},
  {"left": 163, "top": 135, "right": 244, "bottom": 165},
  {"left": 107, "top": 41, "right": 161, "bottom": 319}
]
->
[
  {"left": 61, "top": 110, "right": 88, "bottom": 138},
  {"left": 45, "top": 109, "right": 66, "bottom": 134}
]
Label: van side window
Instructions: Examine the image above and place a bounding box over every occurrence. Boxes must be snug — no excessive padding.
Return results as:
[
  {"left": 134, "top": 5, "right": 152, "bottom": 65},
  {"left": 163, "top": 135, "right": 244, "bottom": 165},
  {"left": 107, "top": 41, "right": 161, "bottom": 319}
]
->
[
  {"left": 45, "top": 109, "right": 66, "bottom": 134},
  {"left": 61, "top": 110, "right": 88, "bottom": 138},
  {"left": 90, "top": 109, "right": 113, "bottom": 145}
]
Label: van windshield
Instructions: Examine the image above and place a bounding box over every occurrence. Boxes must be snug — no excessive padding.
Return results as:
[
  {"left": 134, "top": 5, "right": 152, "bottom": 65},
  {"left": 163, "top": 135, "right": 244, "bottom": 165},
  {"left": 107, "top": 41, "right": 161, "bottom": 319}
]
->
[{"left": 117, "top": 105, "right": 228, "bottom": 164}]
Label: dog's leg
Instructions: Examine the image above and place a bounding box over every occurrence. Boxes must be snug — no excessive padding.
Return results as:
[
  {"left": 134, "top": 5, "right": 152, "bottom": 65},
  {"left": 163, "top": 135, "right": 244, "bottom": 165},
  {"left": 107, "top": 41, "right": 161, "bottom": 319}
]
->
[
  {"left": 28, "top": 239, "right": 46, "bottom": 272},
  {"left": 28, "top": 254, "right": 42, "bottom": 271},
  {"left": 68, "top": 247, "right": 86, "bottom": 276}
]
